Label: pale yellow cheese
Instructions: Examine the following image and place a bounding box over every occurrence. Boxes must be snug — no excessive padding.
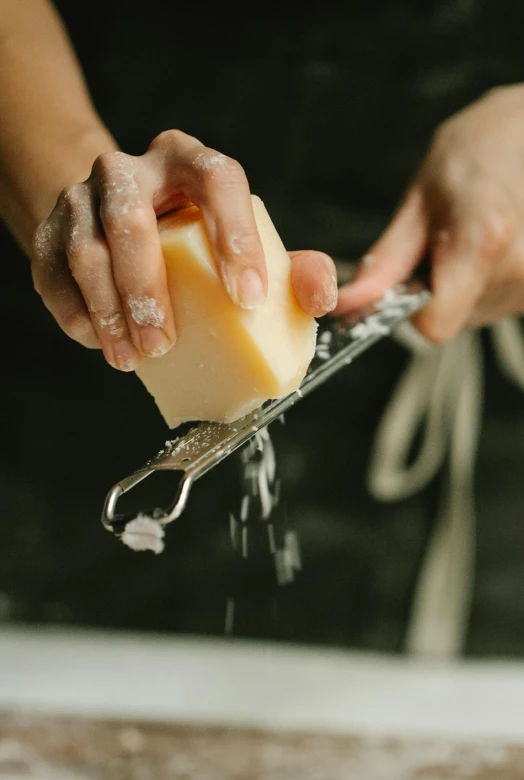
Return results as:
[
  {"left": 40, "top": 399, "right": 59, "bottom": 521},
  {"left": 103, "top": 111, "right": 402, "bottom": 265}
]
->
[{"left": 135, "top": 195, "right": 317, "bottom": 428}]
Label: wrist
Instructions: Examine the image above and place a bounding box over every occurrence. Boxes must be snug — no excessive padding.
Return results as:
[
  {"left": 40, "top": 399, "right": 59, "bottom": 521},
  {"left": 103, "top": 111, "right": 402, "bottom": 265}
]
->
[
  {"left": 0, "top": 122, "right": 118, "bottom": 255},
  {"left": 30, "top": 124, "right": 118, "bottom": 227}
]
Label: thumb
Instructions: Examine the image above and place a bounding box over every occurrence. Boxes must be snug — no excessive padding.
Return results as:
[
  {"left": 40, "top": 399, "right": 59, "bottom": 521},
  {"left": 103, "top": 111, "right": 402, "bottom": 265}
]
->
[{"left": 334, "top": 186, "right": 428, "bottom": 315}]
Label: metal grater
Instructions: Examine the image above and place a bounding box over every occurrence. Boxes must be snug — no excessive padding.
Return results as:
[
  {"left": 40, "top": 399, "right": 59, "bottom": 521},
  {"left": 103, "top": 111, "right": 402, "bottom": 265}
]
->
[{"left": 102, "top": 281, "right": 430, "bottom": 544}]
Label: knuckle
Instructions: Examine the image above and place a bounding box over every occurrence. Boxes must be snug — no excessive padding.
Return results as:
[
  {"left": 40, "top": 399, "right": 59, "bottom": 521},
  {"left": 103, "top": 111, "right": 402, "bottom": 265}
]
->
[
  {"left": 32, "top": 220, "right": 53, "bottom": 260},
  {"left": 217, "top": 155, "right": 244, "bottom": 177},
  {"left": 65, "top": 238, "right": 85, "bottom": 268},
  {"left": 486, "top": 85, "right": 504, "bottom": 101},
  {"left": 92, "top": 150, "right": 129, "bottom": 177},
  {"left": 210, "top": 155, "right": 244, "bottom": 181},
  {"left": 102, "top": 204, "right": 152, "bottom": 237},
  {"left": 229, "top": 232, "right": 261, "bottom": 259},
  {"left": 194, "top": 151, "right": 245, "bottom": 186},
  {"left": 67, "top": 238, "right": 107, "bottom": 276},
  {"left": 485, "top": 84, "right": 516, "bottom": 103},
  {"left": 424, "top": 145, "right": 464, "bottom": 193},
  {"left": 62, "top": 310, "right": 95, "bottom": 345},
  {"left": 431, "top": 118, "right": 455, "bottom": 150},
  {"left": 476, "top": 207, "right": 515, "bottom": 259},
  {"left": 60, "top": 182, "right": 86, "bottom": 210},
  {"left": 435, "top": 153, "right": 466, "bottom": 191},
  {"left": 93, "top": 310, "right": 127, "bottom": 339},
  {"left": 149, "top": 128, "right": 186, "bottom": 150}
]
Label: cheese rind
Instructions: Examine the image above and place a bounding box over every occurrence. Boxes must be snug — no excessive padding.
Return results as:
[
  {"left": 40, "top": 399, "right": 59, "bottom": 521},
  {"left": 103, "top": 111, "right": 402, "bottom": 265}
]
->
[{"left": 135, "top": 196, "right": 317, "bottom": 428}]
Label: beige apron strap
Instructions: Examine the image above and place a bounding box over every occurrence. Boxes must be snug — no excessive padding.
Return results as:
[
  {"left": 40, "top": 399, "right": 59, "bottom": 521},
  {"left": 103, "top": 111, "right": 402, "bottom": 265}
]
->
[
  {"left": 405, "top": 332, "right": 483, "bottom": 657},
  {"left": 367, "top": 315, "right": 524, "bottom": 658},
  {"left": 491, "top": 318, "right": 524, "bottom": 390},
  {"left": 367, "top": 342, "right": 451, "bottom": 502}
]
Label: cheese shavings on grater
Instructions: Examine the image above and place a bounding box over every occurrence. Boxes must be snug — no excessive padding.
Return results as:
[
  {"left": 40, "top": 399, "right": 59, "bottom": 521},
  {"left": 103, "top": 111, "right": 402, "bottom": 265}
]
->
[{"left": 102, "top": 282, "right": 430, "bottom": 552}]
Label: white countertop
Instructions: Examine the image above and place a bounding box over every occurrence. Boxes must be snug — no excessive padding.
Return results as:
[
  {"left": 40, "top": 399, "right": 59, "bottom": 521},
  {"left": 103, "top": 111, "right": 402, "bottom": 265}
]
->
[{"left": 1, "top": 627, "right": 523, "bottom": 741}]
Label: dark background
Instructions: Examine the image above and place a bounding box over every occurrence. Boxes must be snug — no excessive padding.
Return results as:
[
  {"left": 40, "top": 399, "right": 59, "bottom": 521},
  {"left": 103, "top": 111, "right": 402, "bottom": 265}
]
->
[{"left": 2, "top": 0, "right": 524, "bottom": 655}]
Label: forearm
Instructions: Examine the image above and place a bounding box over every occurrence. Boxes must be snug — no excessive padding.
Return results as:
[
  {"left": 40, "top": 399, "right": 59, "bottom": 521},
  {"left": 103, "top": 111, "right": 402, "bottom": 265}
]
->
[{"left": 0, "top": 0, "right": 117, "bottom": 254}]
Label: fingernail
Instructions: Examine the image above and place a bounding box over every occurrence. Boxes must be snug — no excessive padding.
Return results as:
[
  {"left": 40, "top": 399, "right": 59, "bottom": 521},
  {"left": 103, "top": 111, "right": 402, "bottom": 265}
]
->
[
  {"left": 236, "top": 268, "right": 265, "bottom": 309},
  {"left": 324, "top": 275, "right": 339, "bottom": 312},
  {"left": 139, "top": 326, "right": 174, "bottom": 358},
  {"left": 112, "top": 340, "right": 140, "bottom": 371}
]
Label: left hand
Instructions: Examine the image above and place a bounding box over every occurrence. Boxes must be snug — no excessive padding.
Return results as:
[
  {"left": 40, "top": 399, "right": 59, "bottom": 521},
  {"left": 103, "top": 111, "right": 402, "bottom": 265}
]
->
[
  {"left": 334, "top": 84, "right": 524, "bottom": 342},
  {"left": 31, "top": 132, "right": 338, "bottom": 372}
]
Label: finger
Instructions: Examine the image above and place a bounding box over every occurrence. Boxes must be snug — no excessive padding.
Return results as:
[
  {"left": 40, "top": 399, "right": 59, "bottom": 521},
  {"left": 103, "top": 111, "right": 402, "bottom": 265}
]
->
[
  {"left": 289, "top": 250, "right": 338, "bottom": 316},
  {"left": 467, "top": 259, "right": 524, "bottom": 328},
  {"left": 412, "top": 219, "right": 498, "bottom": 343},
  {"left": 62, "top": 182, "right": 140, "bottom": 371},
  {"left": 450, "top": 202, "right": 519, "bottom": 330},
  {"left": 145, "top": 130, "right": 267, "bottom": 310},
  {"left": 334, "top": 187, "right": 428, "bottom": 316},
  {"left": 32, "top": 210, "right": 99, "bottom": 350},
  {"left": 93, "top": 151, "right": 177, "bottom": 359}
]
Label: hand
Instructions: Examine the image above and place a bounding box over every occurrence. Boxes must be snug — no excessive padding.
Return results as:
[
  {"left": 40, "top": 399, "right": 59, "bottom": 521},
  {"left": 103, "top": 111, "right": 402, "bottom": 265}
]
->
[
  {"left": 335, "top": 84, "right": 524, "bottom": 342},
  {"left": 32, "top": 130, "right": 337, "bottom": 370}
]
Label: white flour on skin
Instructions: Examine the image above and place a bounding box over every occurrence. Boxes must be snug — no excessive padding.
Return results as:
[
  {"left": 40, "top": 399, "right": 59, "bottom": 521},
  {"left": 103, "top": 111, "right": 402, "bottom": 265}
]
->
[
  {"left": 99, "top": 154, "right": 142, "bottom": 244},
  {"left": 97, "top": 312, "right": 126, "bottom": 339},
  {"left": 101, "top": 153, "right": 140, "bottom": 199},
  {"left": 34, "top": 187, "right": 92, "bottom": 264},
  {"left": 193, "top": 150, "right": 230, "bottom": 176},
  {"left": 69, "top": 221, "right": 81, "bottom": 244},
  {"left": 230, "top": 235, "right": 242, "bottom": 255},
  {"left": 120, "top": 514, "right": 165, "bottom": 554},
  {"left": 128, "top": 296, "right": 165, "bottom": 328},
  {"left": 229, "top": 233, "right": 257, "bottom": 256},
  {"left": 65, "top": 185, "right": 96, "bottom": 247},
  {"left": 32, "top": 219, "right": 54, "bottom": 262}
]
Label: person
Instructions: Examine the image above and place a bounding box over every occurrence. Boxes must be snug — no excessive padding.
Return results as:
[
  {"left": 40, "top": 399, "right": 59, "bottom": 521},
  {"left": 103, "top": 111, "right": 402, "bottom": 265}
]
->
[
  {"left": 1, "top": 1, "right": 523, "bottom": 364},
  {"left": 0, "top": 0, "right": 337, "bottom": 374},
  {"left": 1, "top": 0, "right": 524, "bottom": 655}
]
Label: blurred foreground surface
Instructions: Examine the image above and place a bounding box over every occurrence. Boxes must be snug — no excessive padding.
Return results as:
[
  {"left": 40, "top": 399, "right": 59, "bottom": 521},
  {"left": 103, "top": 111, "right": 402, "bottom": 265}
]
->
[
  {"left": 1, "top": 713, "right": 523, "bottom": 780},
  {"left": 2, "top": 627, "right": 524, "bottom": 778}
]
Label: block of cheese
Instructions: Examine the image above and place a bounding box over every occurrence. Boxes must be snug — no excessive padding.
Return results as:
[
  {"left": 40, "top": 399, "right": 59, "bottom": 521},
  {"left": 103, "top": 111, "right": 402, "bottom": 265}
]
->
[{"left": 135, "top": 195, "right": 317, "bottom": 428}]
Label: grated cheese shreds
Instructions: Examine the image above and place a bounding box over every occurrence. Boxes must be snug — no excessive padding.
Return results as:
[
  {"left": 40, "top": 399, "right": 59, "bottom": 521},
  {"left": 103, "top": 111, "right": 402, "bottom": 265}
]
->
[{"left": 120, "top": 514, "right": 165, "bottom": 554}]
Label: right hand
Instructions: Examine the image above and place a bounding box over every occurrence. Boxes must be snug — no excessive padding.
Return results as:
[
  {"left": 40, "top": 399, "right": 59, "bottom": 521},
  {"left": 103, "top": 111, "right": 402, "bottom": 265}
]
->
[
  {"left": 32, "top": 130, "right": 337, "bottom": 371},
  {"left": 334, "top": 85, "right": 524, "bottom": 342}
]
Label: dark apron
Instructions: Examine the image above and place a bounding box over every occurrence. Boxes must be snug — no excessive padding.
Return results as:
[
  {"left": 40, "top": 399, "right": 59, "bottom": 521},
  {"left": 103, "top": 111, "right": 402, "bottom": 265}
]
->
[{"left": 1, "top": 0, "right": 524, "bottom": 654}]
